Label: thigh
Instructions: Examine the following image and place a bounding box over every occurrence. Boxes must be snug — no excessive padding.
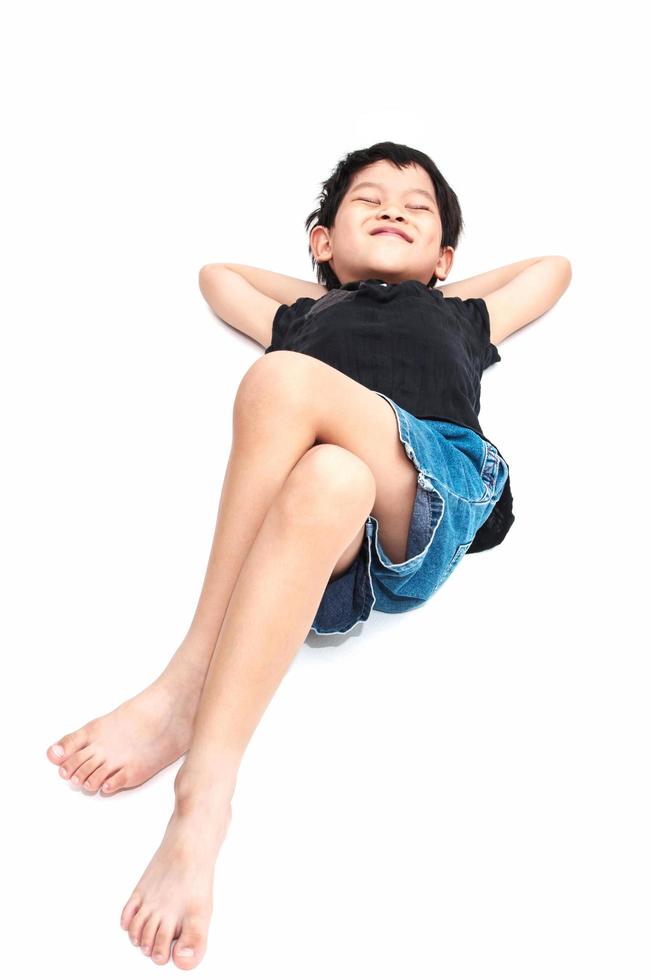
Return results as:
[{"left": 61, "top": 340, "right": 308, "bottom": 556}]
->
[
  {"left": 281, "top": 358, "right": 418, "bottom": 566},
  {"left": 328, "top": 522, "right": 367, "bottom": 582},
  {"left": 241, "top": 351, "right": 419, "bottom": 576}
]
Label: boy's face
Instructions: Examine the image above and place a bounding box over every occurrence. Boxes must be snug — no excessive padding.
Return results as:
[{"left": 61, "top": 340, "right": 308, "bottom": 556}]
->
[{"left": 311, "top": 159, "right": 454, "bottom": 287}]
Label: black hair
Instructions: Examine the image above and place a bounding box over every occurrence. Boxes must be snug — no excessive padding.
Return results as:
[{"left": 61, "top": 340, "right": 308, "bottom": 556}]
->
[{"left": 305, "top": 141, "right": 464, "bottom": 291}]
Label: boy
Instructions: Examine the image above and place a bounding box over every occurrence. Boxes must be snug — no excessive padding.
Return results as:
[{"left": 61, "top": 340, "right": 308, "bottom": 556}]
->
[{"left": 46, "top": 143, "right": 571, "bottom": 969}]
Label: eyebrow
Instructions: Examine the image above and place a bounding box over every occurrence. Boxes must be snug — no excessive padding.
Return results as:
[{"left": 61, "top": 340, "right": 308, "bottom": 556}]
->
[{"left": 349, "top": 180, "right": 437, "bottom": 205}]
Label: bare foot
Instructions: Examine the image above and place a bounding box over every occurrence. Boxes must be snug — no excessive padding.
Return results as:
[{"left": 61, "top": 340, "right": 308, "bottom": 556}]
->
[
  {"left": 45, "top": 656, "right": 207, "bottom": 795},
  {"left": 120, "top": 779, "right": 234, "bottom": 969}
]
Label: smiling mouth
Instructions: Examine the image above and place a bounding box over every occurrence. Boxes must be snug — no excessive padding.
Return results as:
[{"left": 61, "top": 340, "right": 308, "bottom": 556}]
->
[{"left": 373, "top": 231, "right": 409, "bottom": 241}]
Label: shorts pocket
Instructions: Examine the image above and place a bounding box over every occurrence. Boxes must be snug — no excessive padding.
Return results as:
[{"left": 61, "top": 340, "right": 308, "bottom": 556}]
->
[
  {"left": 478, "top": 442, "right": 501, "bottom": 500},
  {"left": 438, "top": 540, "right": 473, "bottom": 589},
  {"left": 372, "top": 477, "right": 444, "bottom": 576},
  {"left": 368, "top": 476, "right": 446, "bottom": 606}
]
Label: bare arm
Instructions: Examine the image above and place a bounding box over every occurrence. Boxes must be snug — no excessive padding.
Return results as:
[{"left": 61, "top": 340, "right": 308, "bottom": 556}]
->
[
  {"left": 198, "top": 265, "right": 281, "bottom": 348},
  {"left": 198, "top": 256, "right": 570, "bottom": 350},
  {"left": 207, "top": 257, "right": 549, "bottom": 305},
  {"left": 482, "top": 256, "right": 572, "bottom": 345},
  {"left": 436, "top": 256, "right": 549, "bottom": 300},
  {"left": 202, "top": 263, "right": 327, "bottom": 306}
]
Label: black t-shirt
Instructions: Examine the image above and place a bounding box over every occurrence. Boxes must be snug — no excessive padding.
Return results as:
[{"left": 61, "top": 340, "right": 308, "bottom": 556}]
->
[{"left": 265, "top": 278, "right": 514, "bottom": 552}]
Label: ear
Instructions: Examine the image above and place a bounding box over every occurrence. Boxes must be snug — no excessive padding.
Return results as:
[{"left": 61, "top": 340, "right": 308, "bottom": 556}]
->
[
  {"left": 310, "top": 224, "right": 333, "bottom": 263},
  {"left": 482, "top": 257, "right": 572, "bottom": 345}
]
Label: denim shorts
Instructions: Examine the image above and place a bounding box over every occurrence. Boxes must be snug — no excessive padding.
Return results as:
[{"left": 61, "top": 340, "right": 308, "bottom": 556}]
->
[{"left": 310, "top": 391, "right": 510, "bottom": 635}]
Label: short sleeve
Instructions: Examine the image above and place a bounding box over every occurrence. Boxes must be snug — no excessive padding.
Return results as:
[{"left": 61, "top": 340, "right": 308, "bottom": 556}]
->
[
  {"left": 265, "top": 297, "right": 317, "bottom": 353},
  {"left": 458, "top": 296, "right": 501, "bottom": 371}
]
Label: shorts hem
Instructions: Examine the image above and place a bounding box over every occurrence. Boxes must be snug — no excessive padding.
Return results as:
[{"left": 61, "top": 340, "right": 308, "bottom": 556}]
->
[{"left": 309, "top": 392, "right": 508, "bottom": 635}]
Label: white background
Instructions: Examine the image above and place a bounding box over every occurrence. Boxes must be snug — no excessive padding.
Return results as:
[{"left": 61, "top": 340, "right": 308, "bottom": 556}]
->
[{"left": 3, "top": 1, "right": 649, "bottom": 976}]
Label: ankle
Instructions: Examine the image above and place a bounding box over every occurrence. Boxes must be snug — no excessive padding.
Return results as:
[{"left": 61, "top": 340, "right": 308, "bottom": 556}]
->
[
  {"left": 160, "top": 646, "right": 209, "bottom": 689},
  {"left": 177, "top": 626, "right": 221, "bottom": 665},
  {"left": 174, "top": 761, "right": 238, "bottom": 812}
]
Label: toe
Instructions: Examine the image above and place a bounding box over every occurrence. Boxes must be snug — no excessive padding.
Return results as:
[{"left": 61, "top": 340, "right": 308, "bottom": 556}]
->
[
  {"left": 172, "top": 913, "right": 209, "bottom": 970},
  {"left": 63, "top": 750, "right": 95, "bottom": 784},
  {"left": 71, "top": 756, "right": 104, "bottom": 789},
  {"left": 150, "top": 918, "right": 176, "bottom": 965},
  {"left": 128, "top": 906, "right": 150, "bottom": 948},
  {"left": 100, "top": 768, "right": 128, "bottom": 795},
  {"left": 140, "top": 913, "right": 161, "bottom": 957},
  {"left": 120, "top": 892, "right": 142, "bottom": 932},
  {"left": 47, "top": 729, "right": 89, "bottom": 766},
  {"left": 85, "top": 762, "right": 120, "bottom": 794}
]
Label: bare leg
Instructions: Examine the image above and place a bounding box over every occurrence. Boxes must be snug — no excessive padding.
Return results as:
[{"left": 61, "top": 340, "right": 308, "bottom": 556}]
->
[
  {"left": 45, "top": 361, "right": 327, "bottom": 792},
  {"left": 46, "top": 353, "right": 418, "bottom": 796},
  {"left": 120, "top": 437, "right": 376, "bottom": 969},
  {"left": 118, "top": 355, "right": 421, "bottom": 969}
]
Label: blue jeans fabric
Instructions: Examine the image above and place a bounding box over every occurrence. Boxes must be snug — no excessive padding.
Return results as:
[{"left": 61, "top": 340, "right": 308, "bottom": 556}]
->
[{"left": 310, "top": 391, "right": 509, "bottom": 635}]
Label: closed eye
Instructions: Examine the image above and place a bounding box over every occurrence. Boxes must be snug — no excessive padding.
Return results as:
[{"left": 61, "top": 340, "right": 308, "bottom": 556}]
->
[{"left": 356, "top": 197, "right": 431, "bottom": 211}]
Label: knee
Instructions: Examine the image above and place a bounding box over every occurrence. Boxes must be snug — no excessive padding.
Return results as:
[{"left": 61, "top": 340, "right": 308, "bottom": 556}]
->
[
  {"left": 233, "top": 351, "right": 312, "bottom": 428},
  {"left": 278, "top": 444, "right": 376, "bottom": 527}
]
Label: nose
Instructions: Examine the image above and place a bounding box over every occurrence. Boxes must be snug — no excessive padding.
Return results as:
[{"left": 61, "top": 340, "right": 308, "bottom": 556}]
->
[{"left": 378, "top": 207, "right": 406, "bottom": 221}]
